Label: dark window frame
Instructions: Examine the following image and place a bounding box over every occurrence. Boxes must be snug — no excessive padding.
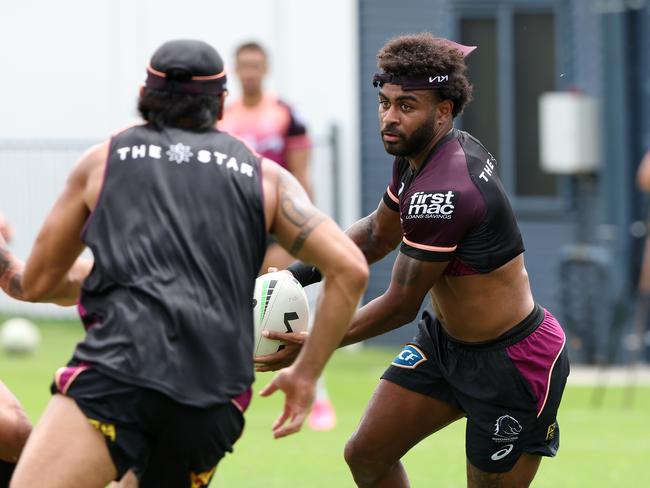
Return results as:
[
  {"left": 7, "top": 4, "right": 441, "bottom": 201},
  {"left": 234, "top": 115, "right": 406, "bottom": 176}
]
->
[{"left": 451, "top": 0, "right": 572, "bottom": 217}]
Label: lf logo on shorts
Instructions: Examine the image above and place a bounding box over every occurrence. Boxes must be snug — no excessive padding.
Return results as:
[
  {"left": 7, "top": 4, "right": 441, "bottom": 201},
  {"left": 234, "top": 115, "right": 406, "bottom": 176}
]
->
[
  {"left": 191, "top": 465, "right": 217, "bottom": 488},
  {"left": 391, "top": 344, "right": 427, "bottom": 369},
  {"left": 491, "top": 444, "right": 514, "bottom": 461},
  {"left": 546, "top": 421, "right": 557, "bottom": 441}
]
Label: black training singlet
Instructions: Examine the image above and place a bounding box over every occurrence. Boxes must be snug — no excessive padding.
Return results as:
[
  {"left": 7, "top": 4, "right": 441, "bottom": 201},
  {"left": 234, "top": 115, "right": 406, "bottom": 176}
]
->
[
  {"left": 383, "top": 129, "right": 524, "bottom": 275},
  {"left": 75, "top": 124, "right": 266, "bottom": 407}
]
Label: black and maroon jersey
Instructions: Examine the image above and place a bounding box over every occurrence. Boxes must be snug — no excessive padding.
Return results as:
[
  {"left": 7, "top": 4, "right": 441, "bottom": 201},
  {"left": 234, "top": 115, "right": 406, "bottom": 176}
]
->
[{"left": 382, "top": 129, "right": 524, "bottom": 275}]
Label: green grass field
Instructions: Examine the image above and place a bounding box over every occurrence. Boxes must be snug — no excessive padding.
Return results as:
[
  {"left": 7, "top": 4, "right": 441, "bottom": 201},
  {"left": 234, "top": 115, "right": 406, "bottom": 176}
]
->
[{"left": 1, "top": 318, "right": 649, "bottom": 487}]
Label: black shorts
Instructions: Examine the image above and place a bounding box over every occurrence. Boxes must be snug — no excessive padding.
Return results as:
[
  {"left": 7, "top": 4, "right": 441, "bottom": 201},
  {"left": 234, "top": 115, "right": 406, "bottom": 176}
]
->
[
  {"left": 382, "top": 304, "right": 570, "bottom": 473},
  {"left": 51, "top": 363, "right": 249, "bottom": 487},
  {"left": 0, "top": 460, "right": 15, "bottom": 488}
]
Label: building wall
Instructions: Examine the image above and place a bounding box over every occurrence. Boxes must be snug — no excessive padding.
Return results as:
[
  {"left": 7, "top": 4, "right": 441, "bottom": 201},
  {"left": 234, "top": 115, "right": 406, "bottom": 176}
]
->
[
  {"left": 0, "top": 0, "right": 360, "bottom": 317},
  {"left": 357, "top": 0, "right": 649, "bottom": 353}
]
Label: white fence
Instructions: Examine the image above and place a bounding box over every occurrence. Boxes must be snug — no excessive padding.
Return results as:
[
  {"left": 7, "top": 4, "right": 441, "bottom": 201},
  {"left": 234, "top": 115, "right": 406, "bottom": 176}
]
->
[{"left": 0, "top": 135, "right": 337, "bottom": 318}]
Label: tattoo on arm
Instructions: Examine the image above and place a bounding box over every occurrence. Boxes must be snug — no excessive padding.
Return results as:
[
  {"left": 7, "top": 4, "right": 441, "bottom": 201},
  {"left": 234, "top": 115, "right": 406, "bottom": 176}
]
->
[
  {"left": 0, "top": 250, "right": 10, "bottom": 278},
  {"left": 0, "top": 247, "right": 25, "bottom": 300},
  {"left": 348, "top": 215, "right": 380, "bottom": 260},
  {"left": 9, "top": 274, "right": 24, "bottom": 298},
  {"left": 278, "top": 172, "right": 325, "bottom": 255}
]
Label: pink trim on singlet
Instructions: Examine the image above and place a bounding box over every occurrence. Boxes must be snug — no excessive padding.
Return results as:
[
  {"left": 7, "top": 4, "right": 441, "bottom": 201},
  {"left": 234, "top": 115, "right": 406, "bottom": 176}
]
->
[
  {"left": 80, "top": 138, "right": 115, "bottom": 241},
  {"left": 506, "top": 310, "right": 566, "bottom": 417},
  {"left": 54, "top": 364, "right": 89, "bottom": 395},
  {"left": 231, "top": 387, "right": 253, "bottom": 413}
]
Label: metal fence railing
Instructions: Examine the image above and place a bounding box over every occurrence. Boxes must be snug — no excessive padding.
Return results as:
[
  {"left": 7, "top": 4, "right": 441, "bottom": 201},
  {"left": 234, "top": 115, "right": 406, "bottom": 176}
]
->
[{"left": 0, "top": 130, "right": 339, "bottom": 318}]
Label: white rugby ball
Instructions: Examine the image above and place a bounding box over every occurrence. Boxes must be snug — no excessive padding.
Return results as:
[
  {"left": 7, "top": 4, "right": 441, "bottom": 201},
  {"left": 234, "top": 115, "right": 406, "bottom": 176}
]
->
[
  {"left": 0, "top": 317, "right": 41, "bottom": 355},
  {"left": 253, "top": 271, "right": 309, "bottom": 357}
]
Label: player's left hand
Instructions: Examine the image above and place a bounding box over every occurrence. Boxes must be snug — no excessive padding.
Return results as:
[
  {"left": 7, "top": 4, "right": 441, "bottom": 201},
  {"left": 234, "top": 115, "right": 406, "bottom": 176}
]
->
[
  {"left": 259, "top": 365, "right": 316, "bottom": 439},
  {"left": 0, "top": 213, "right": 13, "bottom": 243},
  {"left": 254, "top": 330, "right": 308, "bottom": 372}
]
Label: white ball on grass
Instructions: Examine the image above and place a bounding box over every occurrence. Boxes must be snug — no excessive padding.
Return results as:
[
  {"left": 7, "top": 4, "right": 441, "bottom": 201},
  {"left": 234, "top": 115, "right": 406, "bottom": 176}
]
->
[{"left": 0, "top": 317, "right": 41, "bottom": 355}]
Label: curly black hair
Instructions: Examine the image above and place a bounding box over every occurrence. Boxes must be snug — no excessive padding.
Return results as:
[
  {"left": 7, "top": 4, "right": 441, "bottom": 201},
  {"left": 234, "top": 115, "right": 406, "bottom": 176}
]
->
[
  {"left": 138, "top": 87, "right": 222, "bottom": 131},
  {"left": 377, "top": 33, "right": 473, "bottom": 117}
]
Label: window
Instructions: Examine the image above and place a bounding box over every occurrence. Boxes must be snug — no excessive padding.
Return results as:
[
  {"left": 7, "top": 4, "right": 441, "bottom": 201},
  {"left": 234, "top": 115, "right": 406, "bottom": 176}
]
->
[{"left": 459, "top": 8, "right": 558, "bottom": 202}]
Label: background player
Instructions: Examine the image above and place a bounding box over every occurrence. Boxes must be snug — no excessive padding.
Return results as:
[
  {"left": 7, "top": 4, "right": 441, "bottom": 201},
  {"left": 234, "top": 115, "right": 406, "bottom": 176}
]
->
[
  {"left": 219, "top": 41, "right": 313, "bottom": 271},
  {"left": 0, "top": 39, "right": 368, "bottom": 488},
  {"left": 221, "top": 41, "right": 337, "bottom": 431},
  {"left": 256, "top": 33, "right": 570, "bottom": 488}
]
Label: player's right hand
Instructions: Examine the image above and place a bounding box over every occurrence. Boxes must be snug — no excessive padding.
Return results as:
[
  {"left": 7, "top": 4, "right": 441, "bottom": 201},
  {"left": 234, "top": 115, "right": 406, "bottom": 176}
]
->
[
  {"left": 259, "top": 364, "right": 316, "bottom": 439},
  {"left": 254, "top": 330, "right": 308, "bottom": 372}
]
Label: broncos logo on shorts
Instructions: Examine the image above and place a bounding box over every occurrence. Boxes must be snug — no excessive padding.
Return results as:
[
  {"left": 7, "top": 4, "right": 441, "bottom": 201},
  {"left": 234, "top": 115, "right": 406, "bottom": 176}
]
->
[{"left": 493, "top": 415, "right": 522, "bottom": 438}]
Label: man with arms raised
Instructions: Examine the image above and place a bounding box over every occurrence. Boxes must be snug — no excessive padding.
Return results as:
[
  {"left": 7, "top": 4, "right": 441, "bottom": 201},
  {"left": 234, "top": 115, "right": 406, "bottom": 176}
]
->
[
  {"left": 0, "top": 40, "right": 367, "bottom": 488},
  {"left": 257, "top": 33, "right": 569, "bottom": 488}
]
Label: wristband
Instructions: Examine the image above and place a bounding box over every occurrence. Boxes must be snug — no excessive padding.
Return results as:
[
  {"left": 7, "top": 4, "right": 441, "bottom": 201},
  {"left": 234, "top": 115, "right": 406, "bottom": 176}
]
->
[{"left": 286, "top": 262, "right": 323, "bottom": 287}]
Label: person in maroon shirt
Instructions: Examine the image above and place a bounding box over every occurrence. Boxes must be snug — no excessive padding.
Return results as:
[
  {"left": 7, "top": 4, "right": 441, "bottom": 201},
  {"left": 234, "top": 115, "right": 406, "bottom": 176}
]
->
[{"left": 256, "top": 33, "right": 569, "bottom": 488}]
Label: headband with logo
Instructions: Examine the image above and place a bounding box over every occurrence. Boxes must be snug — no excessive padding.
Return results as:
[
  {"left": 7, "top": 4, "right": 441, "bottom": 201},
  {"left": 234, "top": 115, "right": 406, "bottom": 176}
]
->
[{"left": 372, "top": 39, "right": 476, "bottom": 91}]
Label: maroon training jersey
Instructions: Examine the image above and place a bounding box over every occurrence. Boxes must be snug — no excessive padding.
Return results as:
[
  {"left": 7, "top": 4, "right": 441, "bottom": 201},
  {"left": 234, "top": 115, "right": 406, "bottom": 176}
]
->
[{"left": 382, "top": 129, "right": 524, "bottom": 275}]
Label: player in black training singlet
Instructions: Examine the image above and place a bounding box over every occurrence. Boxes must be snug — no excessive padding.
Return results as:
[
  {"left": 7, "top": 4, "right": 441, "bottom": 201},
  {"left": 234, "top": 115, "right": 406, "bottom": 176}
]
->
[
  {"left": 256, "top": 33, "right": 569, "bottom": 488},
  {"left": 0, "top": 40, "right": 368, "bottom": 488}
]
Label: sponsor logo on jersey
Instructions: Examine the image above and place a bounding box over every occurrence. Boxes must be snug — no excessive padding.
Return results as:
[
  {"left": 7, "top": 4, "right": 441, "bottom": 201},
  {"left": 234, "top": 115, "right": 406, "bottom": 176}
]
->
[
  {"left": 405, "top": 190, "right": 457, "bottom": 220},
  {"left": 479, "top": 155, "right": 498, "bottom": 182},
  {"left": 492, "top": 414, "right": 522, "bottom": 443},
  {"left": 391, "top": 344, "right": 427, "bottom": 369},
  {"left": 490, "top": 443, "right": 514, "bottom": 461},
  {"left": 166, "top": 142, "right": 194, "bottom": 163},
  {"left": 115, "top": 144, "right": 255, "bottom": 177}
]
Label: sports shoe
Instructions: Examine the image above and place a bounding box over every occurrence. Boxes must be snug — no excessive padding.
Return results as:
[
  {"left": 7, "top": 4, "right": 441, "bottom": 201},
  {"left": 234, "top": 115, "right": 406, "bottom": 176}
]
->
[{"left": 308, "top": 398, "right": 337, "bottom": 431}]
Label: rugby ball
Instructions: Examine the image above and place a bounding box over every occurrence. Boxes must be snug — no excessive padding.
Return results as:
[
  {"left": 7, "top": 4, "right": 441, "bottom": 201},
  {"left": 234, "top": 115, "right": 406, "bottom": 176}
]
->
[
  {"left": 0, "top": 317, "right": 41, "bottom": 355},
  {"left": 253, "top": 271, "right": 309, "bottom": 357}
]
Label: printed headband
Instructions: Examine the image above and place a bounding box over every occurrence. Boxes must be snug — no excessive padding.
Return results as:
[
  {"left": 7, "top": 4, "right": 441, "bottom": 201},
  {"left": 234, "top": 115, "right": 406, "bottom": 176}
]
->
[{"left": 372, "top": 39, "right": 476, "bottom": 91}]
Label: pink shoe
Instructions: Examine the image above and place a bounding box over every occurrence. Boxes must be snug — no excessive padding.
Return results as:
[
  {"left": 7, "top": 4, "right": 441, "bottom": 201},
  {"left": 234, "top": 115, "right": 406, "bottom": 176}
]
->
[{"left": 308, "top": 398, "right": 337, "bottom": 431}]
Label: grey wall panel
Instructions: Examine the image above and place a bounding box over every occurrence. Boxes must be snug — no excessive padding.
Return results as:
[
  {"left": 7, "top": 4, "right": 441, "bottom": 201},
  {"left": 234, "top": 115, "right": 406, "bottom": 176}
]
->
[{"left": 359, "top": 0, "right": 449, "bottom": 321}]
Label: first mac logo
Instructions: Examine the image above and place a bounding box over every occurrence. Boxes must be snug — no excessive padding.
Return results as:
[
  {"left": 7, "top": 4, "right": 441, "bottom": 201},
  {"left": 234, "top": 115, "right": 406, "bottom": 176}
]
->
[{"left": 392, "top": 345, "right": 427, "bottom": 369}]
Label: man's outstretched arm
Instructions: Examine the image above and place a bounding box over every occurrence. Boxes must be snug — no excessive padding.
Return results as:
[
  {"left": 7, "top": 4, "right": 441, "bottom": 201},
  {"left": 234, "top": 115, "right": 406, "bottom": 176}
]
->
[
  {"left": 0, "top": 144, "right": 105, "bottom": 306},
  {"left": 258, "top": 160, "right": 369, "bottom": 438}
]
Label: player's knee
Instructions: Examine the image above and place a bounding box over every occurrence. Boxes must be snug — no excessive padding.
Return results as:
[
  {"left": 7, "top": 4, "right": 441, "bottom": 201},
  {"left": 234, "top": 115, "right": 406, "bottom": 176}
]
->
[
  {"left": 0, "top": 402, "right": 32, "bottom": 461},
  {"left": 344, "top": 435, "right": 383, "bottom": 482}
]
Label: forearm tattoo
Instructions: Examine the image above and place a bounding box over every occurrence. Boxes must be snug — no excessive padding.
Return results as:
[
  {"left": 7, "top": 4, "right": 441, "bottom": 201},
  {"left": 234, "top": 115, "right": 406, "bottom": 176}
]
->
[
  {"left": 0, "top": 246, "right": 25, "bottom": 299},
  {"left": 355, "top": 217, "right": 374, "bottom": 257},
  {"left": 279, "top": 172, "right": 325, "bottom": 255}
]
